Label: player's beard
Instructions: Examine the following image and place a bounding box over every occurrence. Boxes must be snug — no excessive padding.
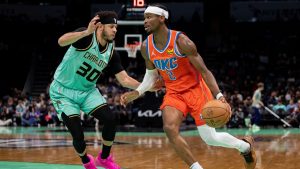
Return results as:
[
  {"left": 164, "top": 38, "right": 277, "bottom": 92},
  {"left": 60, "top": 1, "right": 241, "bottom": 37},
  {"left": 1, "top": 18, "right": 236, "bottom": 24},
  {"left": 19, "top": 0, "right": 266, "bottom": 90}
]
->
[
  {"left": 148, "top": 23, "right": 161, "bottom": 34},
  {"left": 102, "top": 30, "right": 114, "bottom": 43},
  {"left": 146, "top": 28, "right": 153, "bottom": 34}
]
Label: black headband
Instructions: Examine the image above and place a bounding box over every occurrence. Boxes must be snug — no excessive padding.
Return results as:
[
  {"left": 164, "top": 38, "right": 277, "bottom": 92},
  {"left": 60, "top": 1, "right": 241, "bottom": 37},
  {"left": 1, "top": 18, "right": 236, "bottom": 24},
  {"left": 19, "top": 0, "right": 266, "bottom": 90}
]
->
[{"left": 99, "top": 16, "right": 118, "bottom": 24}]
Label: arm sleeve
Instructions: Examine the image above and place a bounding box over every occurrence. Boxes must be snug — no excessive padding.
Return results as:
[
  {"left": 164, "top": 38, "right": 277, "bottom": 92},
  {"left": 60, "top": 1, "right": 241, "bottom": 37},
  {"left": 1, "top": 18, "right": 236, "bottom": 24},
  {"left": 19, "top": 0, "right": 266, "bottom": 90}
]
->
[
  {"left": 71, "top": 27, "right": 93, "bottom": 49},
  {"left": 136, "top": 69, "right": 159, "bottom": 96}
]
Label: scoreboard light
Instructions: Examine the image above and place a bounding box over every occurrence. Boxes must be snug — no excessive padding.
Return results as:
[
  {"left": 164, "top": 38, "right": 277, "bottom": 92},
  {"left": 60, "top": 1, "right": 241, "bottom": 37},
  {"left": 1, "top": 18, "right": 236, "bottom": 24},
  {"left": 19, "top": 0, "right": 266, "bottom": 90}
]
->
[
  {"left": 125, "top": 0, "right": 147, "bottom": 20},
  {"left": 133, "top": 0, "right": 145, "bottom": 7}
]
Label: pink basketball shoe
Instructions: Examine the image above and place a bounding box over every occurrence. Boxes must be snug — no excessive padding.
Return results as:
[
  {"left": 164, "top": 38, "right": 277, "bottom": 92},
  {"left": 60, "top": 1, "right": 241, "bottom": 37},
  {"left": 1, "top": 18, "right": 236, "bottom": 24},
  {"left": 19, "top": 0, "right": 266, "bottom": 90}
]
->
[
  {"left": 83, "top": 154, "right": 97, "bottom": 169},
  {"left": 95, "top": 152, "right": 121, "bottom": 169}
]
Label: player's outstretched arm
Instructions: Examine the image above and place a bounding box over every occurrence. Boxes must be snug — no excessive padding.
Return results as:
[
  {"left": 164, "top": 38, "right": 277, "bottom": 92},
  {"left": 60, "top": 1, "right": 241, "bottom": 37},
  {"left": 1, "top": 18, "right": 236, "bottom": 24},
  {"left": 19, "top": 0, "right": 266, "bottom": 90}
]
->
[
  {"left": 115, "top": 70, "right": 140, "bottom": 89},
  {"left": 58, "top": 15, "right": 101, "bottom": 47},
  {"left": 120, "top": 40, "right": 160, "bottom": 106},
  {"left": 176, "top": 34, "right": 224, "bottom": 101}
]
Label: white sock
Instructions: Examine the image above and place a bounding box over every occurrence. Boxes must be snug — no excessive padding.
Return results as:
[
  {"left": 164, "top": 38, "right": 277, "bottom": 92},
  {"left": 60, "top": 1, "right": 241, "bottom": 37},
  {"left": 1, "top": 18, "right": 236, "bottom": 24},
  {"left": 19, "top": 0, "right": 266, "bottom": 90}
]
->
[
  {"left": 197, "top": 125, "right": 250, "bottom": 153},
  {"left": 190, "top": 162, "right": 203, "bottom": 169}
]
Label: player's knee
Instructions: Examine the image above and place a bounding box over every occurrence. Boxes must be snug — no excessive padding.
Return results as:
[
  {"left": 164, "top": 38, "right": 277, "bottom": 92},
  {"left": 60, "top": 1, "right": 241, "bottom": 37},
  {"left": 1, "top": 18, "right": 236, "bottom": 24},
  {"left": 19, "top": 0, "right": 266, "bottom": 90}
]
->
[
  {"left": 92, "top": 105, "right": 117, "bottom": 124},
  {"left": 200, "top": 133, "right": 219, "bottom": 146},
  {"left": 203, "top": 137, "right": 217, "bottom": 146},
  {"left": 92, "top": 105, "right": 118, "bottom": 141},
  {"left": 163, "top": 124, "right": 179, "bottom": 138}
]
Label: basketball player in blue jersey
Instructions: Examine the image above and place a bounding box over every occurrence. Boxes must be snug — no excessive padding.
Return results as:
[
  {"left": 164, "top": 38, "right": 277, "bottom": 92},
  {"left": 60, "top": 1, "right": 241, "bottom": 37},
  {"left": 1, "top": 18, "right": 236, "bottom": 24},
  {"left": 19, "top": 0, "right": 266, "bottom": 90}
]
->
[{"left": 49, "top": 11, "right": 141, "bottom": 169}]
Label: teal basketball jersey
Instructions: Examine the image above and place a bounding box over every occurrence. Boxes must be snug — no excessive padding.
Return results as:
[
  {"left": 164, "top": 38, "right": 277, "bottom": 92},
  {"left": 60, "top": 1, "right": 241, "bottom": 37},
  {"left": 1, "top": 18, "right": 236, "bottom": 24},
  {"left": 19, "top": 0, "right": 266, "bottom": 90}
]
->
[{"left": 53, "top": 32, "right": 114, "bottom": 91}]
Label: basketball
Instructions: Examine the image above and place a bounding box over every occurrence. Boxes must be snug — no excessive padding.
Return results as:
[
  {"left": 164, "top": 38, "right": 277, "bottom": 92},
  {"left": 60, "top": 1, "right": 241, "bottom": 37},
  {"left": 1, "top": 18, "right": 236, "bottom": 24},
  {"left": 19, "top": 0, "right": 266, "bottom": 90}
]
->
[{"left": 201, "top": 100, "right": 231, "bottom": 128}]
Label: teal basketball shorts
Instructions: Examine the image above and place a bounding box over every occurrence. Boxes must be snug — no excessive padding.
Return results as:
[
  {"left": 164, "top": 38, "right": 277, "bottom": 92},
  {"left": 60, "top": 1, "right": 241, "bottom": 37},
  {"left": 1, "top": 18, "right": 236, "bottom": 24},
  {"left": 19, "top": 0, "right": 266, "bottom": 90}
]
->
[{"left": 49, "top": 80, "right": 106, "bottom": 120}]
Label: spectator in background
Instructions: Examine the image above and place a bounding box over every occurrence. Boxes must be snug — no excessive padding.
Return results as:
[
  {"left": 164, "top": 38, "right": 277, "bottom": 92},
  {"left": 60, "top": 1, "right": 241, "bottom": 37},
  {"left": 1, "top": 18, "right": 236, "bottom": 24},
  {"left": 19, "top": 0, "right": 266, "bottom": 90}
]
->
[
  {"left": 6, "top": 97, "right": 15, "bottom": 117},
  {"left": 285, "top": 100, "right": 300, "bottom": 127},
  {"left": 0, "top": 106, "right": 12, "bottom": 126},
  {"left": 286, "top": 99, "right": 297, "bottom": 113},
  {"left": 272, "top": 98, "right": 287, "bottom": 116},
  {"left": 296, "top": 90, "right": 300, "bottom": 101},
  {"left": 251, "top": 82, "right": 264, "bottom": 130},
  {"left": 21, "top": 105, "right": 39, "bottom": 127},
  {"left": 48, "top": 105, "right": 59, "bottom": 126},
  {"left": 228, "top": 104, "right": 246, "bottom": 128},
  {"left": 267, "top": 91, "right": 278, "bottom": 107},
  {"left": 15, "top": 99, "right": 26, "bottom": 126},
  {"left": 243, "top": 96, "right": 253, "bottom": 128}
]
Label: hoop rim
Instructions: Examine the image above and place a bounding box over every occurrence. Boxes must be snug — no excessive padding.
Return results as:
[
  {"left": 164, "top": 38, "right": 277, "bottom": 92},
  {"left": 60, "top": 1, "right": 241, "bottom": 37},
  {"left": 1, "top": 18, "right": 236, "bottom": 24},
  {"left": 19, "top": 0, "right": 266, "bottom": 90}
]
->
[{"left": 124, "top": 43, "right": 140, "bottom": 58}]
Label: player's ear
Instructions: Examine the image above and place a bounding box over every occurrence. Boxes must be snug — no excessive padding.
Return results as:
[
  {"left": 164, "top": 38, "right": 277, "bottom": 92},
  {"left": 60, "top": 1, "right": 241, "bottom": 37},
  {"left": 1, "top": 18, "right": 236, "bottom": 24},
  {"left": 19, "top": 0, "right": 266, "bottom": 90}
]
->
[
  {"left": 98, "top": 24, "right": 104, "bottom": 31},
  {"left": 159, "top": 16, "right": 165, "bottom": 23}
]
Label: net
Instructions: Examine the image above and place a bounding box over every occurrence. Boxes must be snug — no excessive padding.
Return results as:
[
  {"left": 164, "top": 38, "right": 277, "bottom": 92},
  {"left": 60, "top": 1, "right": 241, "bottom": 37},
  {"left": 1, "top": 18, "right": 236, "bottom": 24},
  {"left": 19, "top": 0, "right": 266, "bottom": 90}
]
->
[{"left": 125, "top": 43, "right": 141, "bottom": 58}]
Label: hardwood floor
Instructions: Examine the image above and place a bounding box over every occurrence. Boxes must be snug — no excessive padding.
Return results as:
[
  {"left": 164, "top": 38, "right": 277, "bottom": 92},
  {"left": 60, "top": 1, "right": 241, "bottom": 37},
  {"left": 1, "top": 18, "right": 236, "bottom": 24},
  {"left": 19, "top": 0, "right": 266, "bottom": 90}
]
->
[{"left": 0, "top": 127, "right": 299, "bottom": 169}]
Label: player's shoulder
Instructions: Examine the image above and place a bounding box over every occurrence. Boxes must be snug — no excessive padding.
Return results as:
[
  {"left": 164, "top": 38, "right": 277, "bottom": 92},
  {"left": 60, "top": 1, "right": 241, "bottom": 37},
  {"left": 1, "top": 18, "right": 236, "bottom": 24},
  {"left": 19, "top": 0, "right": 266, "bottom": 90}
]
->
[
  {"left": 176, "top": 32, "right": 189, "bottom": 44},
  {"left": 175, "top": 32, "right": 197, "bottom": 54}
]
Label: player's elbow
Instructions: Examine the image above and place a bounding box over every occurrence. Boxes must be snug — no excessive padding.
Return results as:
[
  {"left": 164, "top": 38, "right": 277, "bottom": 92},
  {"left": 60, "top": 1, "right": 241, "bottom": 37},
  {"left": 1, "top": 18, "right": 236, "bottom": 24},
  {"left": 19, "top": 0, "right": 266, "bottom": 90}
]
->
[
  {"left": 58, "top": 38, "right": 64, "bottom": 47},
  {"left": 58, "top": 37, "right": 68, "bottom": 47}
]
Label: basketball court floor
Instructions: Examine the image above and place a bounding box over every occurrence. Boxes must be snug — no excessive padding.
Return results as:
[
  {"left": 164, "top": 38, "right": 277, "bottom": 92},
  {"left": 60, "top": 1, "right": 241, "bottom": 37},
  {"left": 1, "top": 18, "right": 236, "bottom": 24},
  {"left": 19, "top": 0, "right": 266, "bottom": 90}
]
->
[{"left": 0, "top": 126, "right": 299, "bottom": 169}]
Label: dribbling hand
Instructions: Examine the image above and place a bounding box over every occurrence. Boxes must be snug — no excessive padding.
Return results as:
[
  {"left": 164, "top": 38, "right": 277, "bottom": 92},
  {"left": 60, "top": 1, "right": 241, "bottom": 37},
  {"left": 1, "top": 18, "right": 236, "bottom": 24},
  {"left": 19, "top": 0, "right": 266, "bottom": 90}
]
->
[
  {"left": 218, "top": 96, "right": 227, "bottom": 103},
  {"left": 218, "top": 96, "right": 232, "bottom": 118},
  {"left": 120, "top": 90, "right": 140, "bottom": 107}
]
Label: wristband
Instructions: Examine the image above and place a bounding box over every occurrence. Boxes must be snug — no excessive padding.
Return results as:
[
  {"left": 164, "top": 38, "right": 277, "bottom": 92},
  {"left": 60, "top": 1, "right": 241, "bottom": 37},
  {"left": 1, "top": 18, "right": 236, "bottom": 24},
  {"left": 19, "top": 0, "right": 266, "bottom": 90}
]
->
[{"left": 216, "top": 92, "right": 223, "bottom": 100}]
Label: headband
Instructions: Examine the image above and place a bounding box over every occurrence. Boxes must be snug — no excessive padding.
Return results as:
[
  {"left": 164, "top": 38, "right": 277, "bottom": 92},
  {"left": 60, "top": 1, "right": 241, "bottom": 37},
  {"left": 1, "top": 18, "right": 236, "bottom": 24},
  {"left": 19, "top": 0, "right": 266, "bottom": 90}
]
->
[
  {"left": 144, "top": 6, "right": 169, "bottom": 19},
  {"left": 99, "top": 16, "right": 117, "bottom": 24}
]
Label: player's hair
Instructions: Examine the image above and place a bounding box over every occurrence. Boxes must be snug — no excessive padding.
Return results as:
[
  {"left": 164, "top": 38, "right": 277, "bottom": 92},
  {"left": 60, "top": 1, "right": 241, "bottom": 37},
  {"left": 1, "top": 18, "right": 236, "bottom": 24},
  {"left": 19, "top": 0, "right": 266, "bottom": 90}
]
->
[
  {"left": 150, "top": 3, "right": 170, "bottom": 26},
  {"left": 95, "top": 11, "right": 118, "bottom": 19}
]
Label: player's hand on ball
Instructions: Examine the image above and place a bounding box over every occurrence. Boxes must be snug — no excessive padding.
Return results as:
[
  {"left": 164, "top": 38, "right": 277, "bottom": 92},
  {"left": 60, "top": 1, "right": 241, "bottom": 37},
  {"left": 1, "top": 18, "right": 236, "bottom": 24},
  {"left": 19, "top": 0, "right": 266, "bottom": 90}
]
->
[
  {"left": 218, "top": 96, "right": 227, "bottom": 103},
  {"left": 201, "top": 100, "right": 232, "bottom": 128},
  {"left": 120, "top": 90, "right": 140, "bottom": 107},
  {"left": 218, "top": 96, "right": 232, "bottom": 118}
]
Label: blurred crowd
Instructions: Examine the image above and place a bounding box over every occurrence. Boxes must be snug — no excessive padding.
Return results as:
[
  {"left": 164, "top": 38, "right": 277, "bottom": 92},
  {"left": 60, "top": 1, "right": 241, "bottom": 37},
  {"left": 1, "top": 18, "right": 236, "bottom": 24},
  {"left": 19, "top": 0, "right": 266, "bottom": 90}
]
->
[{"left": 1, "top": 73, "right": 300, "bottom": 129}]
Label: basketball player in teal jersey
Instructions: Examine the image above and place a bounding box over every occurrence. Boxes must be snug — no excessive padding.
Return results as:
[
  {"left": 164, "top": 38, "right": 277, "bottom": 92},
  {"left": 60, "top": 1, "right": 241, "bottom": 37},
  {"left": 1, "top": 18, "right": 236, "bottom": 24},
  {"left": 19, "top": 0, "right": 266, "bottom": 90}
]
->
[{"left": 49, "top": 11, "right": 141, "bottom": 169}]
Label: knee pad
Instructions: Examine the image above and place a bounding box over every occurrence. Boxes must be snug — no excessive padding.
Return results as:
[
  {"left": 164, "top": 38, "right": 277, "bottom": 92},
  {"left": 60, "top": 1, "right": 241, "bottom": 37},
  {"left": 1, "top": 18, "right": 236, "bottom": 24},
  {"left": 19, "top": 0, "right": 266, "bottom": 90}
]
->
[
  {"left": 91, "top": 105, "right": 117, "bottom": 141},
  {"left": 92, "top": 105, "right": 116, "bottom": 123},
  {"left": 61, "top": 112, "right": 86, "bottom": 154}
]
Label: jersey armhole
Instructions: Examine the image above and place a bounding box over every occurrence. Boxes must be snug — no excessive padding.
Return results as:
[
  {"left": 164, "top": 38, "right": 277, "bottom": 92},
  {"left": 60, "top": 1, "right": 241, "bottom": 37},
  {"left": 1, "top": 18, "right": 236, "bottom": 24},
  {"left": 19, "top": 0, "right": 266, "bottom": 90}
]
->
[
  {"left": 108, "top": 45, "right": 114, "bottom": 62},
  {"left": 146, "top": 36, "right": 151, "bottom": 60},
  {"left": 174, "top": 32, "right": 186, "bottom": 57}
]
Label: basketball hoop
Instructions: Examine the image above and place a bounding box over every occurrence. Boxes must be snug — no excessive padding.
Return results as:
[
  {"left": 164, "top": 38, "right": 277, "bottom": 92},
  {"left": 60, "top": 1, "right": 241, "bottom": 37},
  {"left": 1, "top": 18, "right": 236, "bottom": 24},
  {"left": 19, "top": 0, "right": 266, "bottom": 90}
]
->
[{"left": 125, "top": 42, "right": 141, "bottom": 58}]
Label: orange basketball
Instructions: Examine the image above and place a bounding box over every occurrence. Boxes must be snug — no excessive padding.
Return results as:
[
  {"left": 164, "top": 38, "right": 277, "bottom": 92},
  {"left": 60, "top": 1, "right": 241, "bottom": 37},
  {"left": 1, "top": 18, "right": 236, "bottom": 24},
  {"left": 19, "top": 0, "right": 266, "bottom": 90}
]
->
[{"left": 201, "top": 100, "right": 231, "bottom": 128}]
